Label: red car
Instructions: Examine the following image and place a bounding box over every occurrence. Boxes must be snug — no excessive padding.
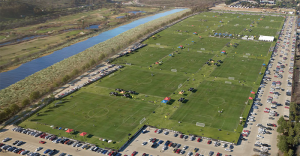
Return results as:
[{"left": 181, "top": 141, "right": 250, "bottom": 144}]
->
[
  {"left": 180, "top": 134, "right": 184, "bottom": 138},
  {"left": 176, "top": 149, "right": 181, "bottom": 154},
  {"left": 18, "top": 149, "right": 24, "bottom": 154},
  {"left": 272, "top": 124, "right": 277, "bottom": 127},
  {"left": 207, "top": 140, "right": 212, "bottom": 144},
  {"left": 195, "top": 153, "right": 200, "bottom": 156},
  {"left": 154, "top": 129, "right": 158, "bottom": 133},
  {"left": 142, "top": 153, "right": 146, "bottom": 156},
  {"left": 285, "top": 106, "right": 289, "bottom": 109},
  {"left": 152, "top": 138, "right": 156, "bottom": 143},
  {"left": 39, "top": 141, "right": 46, "bottom": 144},
  {"left": 197, "top": 138, "right": 201, "bottom": 142},
  {"left": 216, "top": 152, "right": 220, "bottom": 156},
  {"left": 131, "top": 151, "right": 137, "bottom": 156}
]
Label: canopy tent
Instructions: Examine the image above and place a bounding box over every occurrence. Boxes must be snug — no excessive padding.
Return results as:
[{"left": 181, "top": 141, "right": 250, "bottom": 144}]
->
[
  {"left": 251, "top": 91, "right": 255, "bottom": 94},
  {"left": 161, "top": 100, "right": 168, "bottom": 103},
  {"left": 262, "top": 63, "right": 266, "bottom": 66},
  {"left": 80, "top": 132, "right": 87, "bottom": 136},
  {"left": 193, "top": 32, "right": 197, "bottom": 35},
  {"left": 66, "top": 129, "right": 73, "bottom": 133},
  {"left": 221, "top": 50, "right": 226, "bottom": 54},
  {"left": 258, "top": 35, "right": 274, "bottom": 42},
  {"left": 249, "top": 97, "right": 253, "bottom": 100},
  {"left": 155, "top": 62, "right": 159, "bottom": 64},
  {"left": 164, "top": 97, "right": 171, "bottom": 101}
]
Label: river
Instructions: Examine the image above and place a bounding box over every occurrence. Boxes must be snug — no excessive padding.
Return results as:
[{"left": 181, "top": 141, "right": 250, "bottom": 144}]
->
[{"left": 0, "top": 9, "right": 185, "bottom": 90}]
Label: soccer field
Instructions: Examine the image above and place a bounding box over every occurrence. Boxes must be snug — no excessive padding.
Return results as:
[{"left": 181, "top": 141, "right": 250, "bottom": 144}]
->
[
  {"left": 171, "top": 81, "right": 251, "bottom": 131},
  {"left": 21, "top": 92, "right": 157, "bottom": 141},
  {"left": 19, "top": 12, "right": 284, "bottom": 146}
]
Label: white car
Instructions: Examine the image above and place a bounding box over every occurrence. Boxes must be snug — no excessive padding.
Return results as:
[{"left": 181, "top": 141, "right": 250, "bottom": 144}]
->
[
  {"left": 222, "top": 143, "right": 226, "bottom": 148},
  {"left": 183, "top": 145, "right": 188, "bottom": 150},
  {"left": 225, "top": 148, "right": 231, "bottom": 152},
  {"left": 257, "top": 135, "right": 264, "bottom": 138},
  {"left": 36, "top": 147, "right": 43, "bottom": 152}
]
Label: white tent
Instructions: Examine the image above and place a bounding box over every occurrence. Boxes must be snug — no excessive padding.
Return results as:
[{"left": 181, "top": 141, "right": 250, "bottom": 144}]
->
[{"left": 258, "top": 35, "right": 274, "bottom": 42}]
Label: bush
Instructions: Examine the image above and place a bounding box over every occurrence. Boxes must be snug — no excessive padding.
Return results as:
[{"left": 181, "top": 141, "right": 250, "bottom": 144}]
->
[
  {"left": 30, "top": 91, "right": 40, "bottom": 101},
  {"left": 22, "top": 98, "right": 30, "bottom": 107}
]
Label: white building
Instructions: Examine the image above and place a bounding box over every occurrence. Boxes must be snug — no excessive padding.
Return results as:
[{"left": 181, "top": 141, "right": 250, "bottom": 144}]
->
[{"left": 258, "top": 35, "right": 274, "bottom": 42}]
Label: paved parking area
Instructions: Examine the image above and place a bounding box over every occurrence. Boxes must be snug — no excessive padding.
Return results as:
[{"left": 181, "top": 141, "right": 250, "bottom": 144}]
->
[
  {"left": 0, "top": 125, "right": 103, "bottom": 156},
  {"left": 122, "top": 128, "right": 242, "bottom": 156}
]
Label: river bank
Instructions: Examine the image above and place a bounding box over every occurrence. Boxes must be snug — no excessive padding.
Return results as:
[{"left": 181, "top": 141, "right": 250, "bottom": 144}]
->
[
  {"left": 0, "top": 9, "right": 190, "bottom": 110},
  {"left": 0, "top": 7, "right": 162, "bottom": 73}
]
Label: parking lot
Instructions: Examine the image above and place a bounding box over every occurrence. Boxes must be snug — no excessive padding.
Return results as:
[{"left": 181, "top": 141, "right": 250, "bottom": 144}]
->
[
  {"left": 0, "top": 125, "right": 108, "bottom": 156},
  {"left": 121, "top": 128, "right": 243, "bottom": 156}
]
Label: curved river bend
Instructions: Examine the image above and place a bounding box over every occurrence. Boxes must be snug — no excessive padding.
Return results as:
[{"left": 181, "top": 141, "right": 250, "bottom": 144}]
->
[{"left": 0, "top": 9, "right": 185, "bottom": 90}]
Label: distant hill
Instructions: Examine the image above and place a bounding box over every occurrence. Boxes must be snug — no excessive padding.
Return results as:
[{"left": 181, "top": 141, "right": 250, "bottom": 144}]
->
[{"left": 0, "top": 0, "right": 112, "bottom": 19}]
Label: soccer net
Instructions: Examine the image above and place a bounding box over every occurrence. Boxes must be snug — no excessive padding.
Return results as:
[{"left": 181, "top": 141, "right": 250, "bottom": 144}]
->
[
  {"left": 178, "top": 84, "right": 183, "bottom": 89},
  {"left": 171, "top": 69, "right": 177, "bottom": 72},
  {"left": 140, "top": 117, "right": 146, "bottom": 124},
  {"left": 196, "top": 122, "right": 205, "bottom": 127},
  {"left": 225, "top": 81, "right": 232, "bottom": 84},
  {"left": 109, "top": 73, "right": 115, "bottom": 77},
  {"left": 228, "top": 77, "right": 235, "bottom": 80}
]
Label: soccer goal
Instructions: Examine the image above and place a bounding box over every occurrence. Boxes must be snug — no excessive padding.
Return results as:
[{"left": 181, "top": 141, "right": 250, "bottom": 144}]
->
[
  {"left": 171, "top": 69, "right": 177, "bottom": 72},
  {"left": 178, "top": 84, "right": 183, "bottom": 89},
  {"left": 225, "top": 81, "right": 232, "bottom": 84},
  {"left": 109, "top": 73, "right": 115, "bottom": 77},
  {"left": 196, "top": 122, "right": 205, "bottom": 127},
  {"left": 140, "top": 117, "right": 146, "bottom": 124}
]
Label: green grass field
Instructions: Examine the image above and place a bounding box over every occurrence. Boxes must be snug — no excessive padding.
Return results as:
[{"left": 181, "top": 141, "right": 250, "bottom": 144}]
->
[
  {"left": 19, "top": 12, "right": 284, "bottom": 147},
  {"left": 22, "top": 92, "right": 157, "bottom": 141},
  {"left": 171, "top": 81, "right": 251, "bottom": 131},
  {"left": 98, "top": 67, "right": 188, "bottom": 97}
]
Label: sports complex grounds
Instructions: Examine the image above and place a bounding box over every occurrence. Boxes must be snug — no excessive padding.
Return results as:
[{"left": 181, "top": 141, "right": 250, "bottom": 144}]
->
[{"left": 18, "top": 11, "right": 285, "bottom": 149}]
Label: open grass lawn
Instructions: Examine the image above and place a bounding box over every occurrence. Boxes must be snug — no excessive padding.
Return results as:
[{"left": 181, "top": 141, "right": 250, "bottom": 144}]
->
[
  {"left": 234, "top": 40, "right": 271, "bottom": 57},
  {"left": 156, "top": 52, "right": 215, "bottom": 73},
  {"left": 244, "top": 27, "right": 279, "bottom": 36},
  {"left": 216, "top": 25, "right": 247, "bottom": 34},
  {"left": 181, "top": 37, "right": 232, "bottom": 52},
  {"left": 144, "top": 32, "right": 190, "bottom": 46},
  {"left": 228, "top": 18, "right": 252, "bottom": 26},
  {"left": 256, "top": 21, "right": 283, "bottom": 29},
  {"left": 113, "top": 47, "right": 172, "bottom": 67},
  {"left": 210, "top": 56, "right": 264, "bottom": 82},
  {"left": 97, "top": 67, "right": 188, "bottom": 97},
  {"left": 170, "top": 81, "right": 251, "bottom": 131},
  {"left": 21, "top": 92, "right": 157, "bottom": 141}
]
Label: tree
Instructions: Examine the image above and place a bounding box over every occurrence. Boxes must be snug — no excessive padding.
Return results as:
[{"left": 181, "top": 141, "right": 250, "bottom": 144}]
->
[
  {"left": 90, "top": 59, "right": 96, "bottom": 66},
  {"left": 98, "top": 53, "right": 105, "bottom": 61},
  {"left": 4, "top": 108, "right": 11, "bottom": 117},
  {"left": 277, "top": 135, "right": 289, "bottom": 153},
  {"left": 277, "top": 125, "right": 285, "bottom": 134},
  {"left": 22, "top": 98, "right": 30, "bottom": 107},
  {"left": 278, "top": 116, "right": 285, "bottom": 126},
  {"left": 30, "top": 91, "right": 40, "bottom": 101},
  {"left": 71, "top": 69, "right": 79, "bottom": 77},
  {"left": 10, "top": 104, "right": 19, "bottom": 114},
  {"left": 0, "top": 111, "right": 7, "bottom": 122},
  {"left": 288, "top": 149, "right": 294, "bottom": 156},
  {"left": 62, "top": 74, "right": 70, "bottom": 83}
]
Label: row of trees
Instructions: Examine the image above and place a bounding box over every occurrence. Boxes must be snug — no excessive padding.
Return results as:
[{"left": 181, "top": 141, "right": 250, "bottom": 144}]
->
[{"left": 277, "top": 102, "right": 300, "bottom": 156}]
